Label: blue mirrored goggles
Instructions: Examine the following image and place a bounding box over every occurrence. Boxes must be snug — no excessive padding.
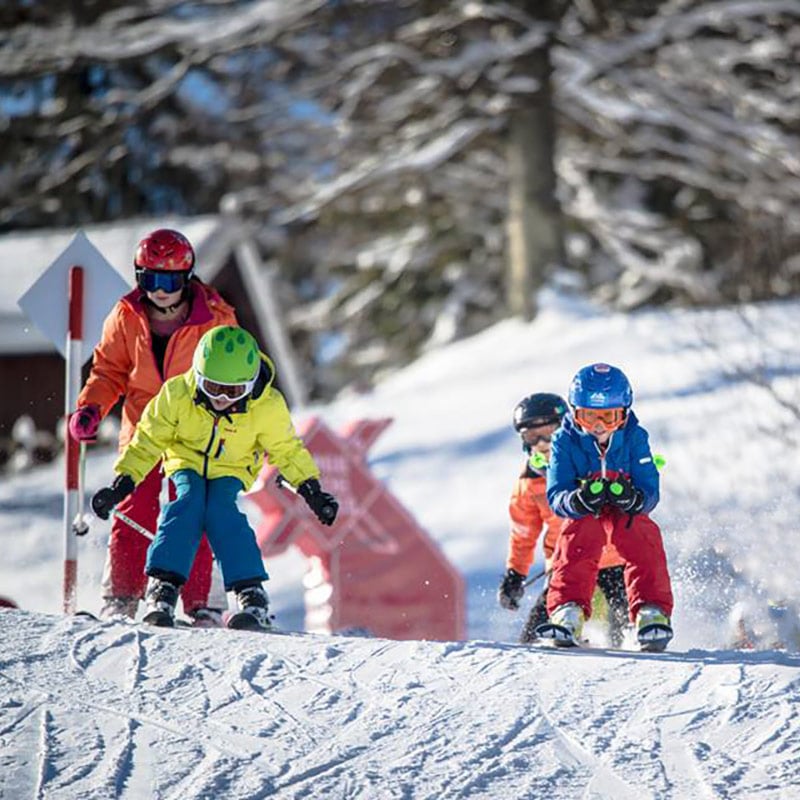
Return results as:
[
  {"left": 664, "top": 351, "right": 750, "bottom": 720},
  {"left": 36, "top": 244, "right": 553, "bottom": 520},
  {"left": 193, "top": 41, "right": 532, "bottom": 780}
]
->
[{"left": 136, "top": 269, "right": 190, "bottom": 294}]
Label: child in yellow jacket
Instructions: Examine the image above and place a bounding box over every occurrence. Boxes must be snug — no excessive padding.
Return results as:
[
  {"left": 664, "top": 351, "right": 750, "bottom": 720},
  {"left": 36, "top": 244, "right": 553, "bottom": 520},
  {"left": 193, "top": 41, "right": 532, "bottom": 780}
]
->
[{"left": 92, "top": 325, "right": 338, "bottom": 630}]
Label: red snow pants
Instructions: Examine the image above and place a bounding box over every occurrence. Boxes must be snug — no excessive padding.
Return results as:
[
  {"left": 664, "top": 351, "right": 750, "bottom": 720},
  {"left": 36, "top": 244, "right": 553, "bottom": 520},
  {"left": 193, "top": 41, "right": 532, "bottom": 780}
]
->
[
  {"left": 546, "top": 510, "right": 673, "bottom": 621},
  {"left": 100, "top": 465, "right": 214, "bottom": 613}
]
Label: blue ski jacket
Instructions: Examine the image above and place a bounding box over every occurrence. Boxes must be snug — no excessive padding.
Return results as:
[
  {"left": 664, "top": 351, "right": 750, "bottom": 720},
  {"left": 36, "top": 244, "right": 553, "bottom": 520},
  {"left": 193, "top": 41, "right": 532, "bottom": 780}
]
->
[{"left": 546, "top": 410, "right": 660, "bottom": 519}]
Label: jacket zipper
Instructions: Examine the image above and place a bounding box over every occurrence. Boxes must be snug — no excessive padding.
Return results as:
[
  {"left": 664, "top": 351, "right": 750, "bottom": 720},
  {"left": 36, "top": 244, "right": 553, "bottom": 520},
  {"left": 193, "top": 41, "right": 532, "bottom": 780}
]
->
[
  {"left": 140, "top": 313, "right": 164, "bottom": 380},
  {"left": 595, "top": 433, "right": 613, "bottom": 480},
  {"left": 202, "top": 416, "right": 220, "bottom": 479}
]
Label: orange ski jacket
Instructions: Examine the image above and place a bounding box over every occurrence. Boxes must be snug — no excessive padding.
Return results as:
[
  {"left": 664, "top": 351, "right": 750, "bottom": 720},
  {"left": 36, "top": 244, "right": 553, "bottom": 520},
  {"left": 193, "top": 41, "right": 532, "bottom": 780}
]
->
[
  {"left": 506, "top": 469, "right": 624, "bottom": 576},
  {"left": 77, "top": 280, "right": 237, "bottom": 450}
]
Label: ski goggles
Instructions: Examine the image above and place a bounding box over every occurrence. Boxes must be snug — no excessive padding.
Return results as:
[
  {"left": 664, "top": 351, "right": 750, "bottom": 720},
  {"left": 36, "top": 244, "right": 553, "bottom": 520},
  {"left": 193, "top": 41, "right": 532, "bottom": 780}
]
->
[
  {"left": 574, "top": 406, "right": 627, "bottom": 433},
  {"left": 136, "top": 268, "right": 190, "bottom": 294},
  {"left": 196, "top": 372, "right": 256, "bottom": 403},
  {"left": 520, "top": 429, "right": 554, "bottom": 447}
]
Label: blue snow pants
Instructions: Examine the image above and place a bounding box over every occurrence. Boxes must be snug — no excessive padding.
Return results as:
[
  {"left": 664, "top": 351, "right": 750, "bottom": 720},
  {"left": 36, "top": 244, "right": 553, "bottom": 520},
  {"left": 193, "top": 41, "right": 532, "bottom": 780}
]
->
[{"left": 145, "top": 469, "right": 268, "bottom": 590}]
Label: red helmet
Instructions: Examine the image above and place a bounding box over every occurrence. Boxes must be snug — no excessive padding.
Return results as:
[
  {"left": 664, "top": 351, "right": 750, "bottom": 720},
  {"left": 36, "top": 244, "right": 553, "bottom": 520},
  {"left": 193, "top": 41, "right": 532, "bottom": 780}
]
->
[{"left": 134, "top": 229, "right": 195, "bottom": 273}]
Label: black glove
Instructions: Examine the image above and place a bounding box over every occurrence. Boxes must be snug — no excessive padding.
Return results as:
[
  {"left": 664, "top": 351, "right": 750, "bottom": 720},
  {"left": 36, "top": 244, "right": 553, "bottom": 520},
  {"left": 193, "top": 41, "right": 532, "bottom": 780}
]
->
[
  {"left": 297, "top": 478, "right": 339, "bottom": 526},
  {"left": 498, "top": 568, "right": 526, "bottom": 610},
  {"left": 607, "top": 476, "right": 645, "bottom": 514},
  {"left": 91, "top": 474, "right": 136, "bottom": 521},
  {"left": 567, "top": 478, "right": 608, "bottom": 515}
]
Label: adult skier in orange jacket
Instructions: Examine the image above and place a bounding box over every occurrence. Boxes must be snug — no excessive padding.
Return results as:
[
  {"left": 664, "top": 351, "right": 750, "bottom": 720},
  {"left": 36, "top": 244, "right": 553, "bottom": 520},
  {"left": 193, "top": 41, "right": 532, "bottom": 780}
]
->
[
  {"left": 498, "top": 392, "right": 629, "bottom": 645},
  {"left": 69, "top": 229, "right": 237, "bottom": 624}
]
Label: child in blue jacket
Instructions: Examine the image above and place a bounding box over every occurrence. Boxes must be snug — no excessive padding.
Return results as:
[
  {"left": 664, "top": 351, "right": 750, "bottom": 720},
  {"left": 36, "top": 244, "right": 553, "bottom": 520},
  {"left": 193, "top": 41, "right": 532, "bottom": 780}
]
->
[{"left": 538, "top": 363, "right": 674, "bottom": 651}]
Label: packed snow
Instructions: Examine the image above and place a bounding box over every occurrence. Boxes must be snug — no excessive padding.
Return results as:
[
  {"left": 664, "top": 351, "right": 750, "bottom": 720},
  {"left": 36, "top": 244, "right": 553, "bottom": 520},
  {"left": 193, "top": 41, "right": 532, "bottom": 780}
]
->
[{"left": 2, "top": 288, "right": 800, "bottom": 798}]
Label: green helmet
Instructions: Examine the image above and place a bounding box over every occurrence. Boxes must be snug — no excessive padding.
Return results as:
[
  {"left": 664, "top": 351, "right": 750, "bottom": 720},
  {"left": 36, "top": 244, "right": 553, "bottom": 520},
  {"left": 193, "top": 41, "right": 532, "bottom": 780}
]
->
[{"left": 193, "top": 325, "right": 260, "bottom": 385}]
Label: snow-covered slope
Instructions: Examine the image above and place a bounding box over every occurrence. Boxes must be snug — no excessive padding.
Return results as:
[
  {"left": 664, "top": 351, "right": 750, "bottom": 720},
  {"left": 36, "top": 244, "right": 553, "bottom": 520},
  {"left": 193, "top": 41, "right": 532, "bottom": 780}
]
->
[
  {"left": 2, "top": 290, "right": 800, "bottom": 798},
  {"left": 2, "top": 609, "right": 799, "bottom": 800}
]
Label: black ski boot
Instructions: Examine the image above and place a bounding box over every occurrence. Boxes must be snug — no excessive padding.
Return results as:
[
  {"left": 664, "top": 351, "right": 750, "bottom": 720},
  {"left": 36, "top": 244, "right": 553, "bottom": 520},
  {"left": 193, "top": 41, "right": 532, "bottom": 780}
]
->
[
  {"left": 597, "top": 566, "right": 629, "bottom": 648},
  {"left": 142, "top": 578, "right": 179, "bottom": 627},
  {"left": 228, "top": 583, "right": 272, "bottom": 631},
  {"left": 520, "top": 589, "right": 550, "bottom": 644}
]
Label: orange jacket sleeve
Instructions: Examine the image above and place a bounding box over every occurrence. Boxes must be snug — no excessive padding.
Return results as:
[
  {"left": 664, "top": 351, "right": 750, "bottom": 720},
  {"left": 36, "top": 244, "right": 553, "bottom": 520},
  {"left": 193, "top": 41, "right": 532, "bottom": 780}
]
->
[
  {"left": 506, "top": 476, "right": 544, "bottom": 576},
  {"left": 76, "top": 302, "right": 134, "bottom": 417}
]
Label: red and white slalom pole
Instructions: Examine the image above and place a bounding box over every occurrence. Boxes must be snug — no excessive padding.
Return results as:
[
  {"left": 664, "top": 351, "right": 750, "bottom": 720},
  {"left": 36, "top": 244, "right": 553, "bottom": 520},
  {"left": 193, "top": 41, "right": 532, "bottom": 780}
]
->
[{"left": 63, "top": 266, "right": 84, "bottom": 614}]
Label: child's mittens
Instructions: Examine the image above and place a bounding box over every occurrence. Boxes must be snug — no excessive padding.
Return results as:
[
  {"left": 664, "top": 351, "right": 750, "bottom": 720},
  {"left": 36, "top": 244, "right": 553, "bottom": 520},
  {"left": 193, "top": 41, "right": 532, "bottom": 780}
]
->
[
  {"left": 607, "top": 476, "right": 644, "bottom": 514},
  {"left": 568, "top": 478, "right": 608, "bottom": 515},
  {"left": 91, "top": 474, "right": 136, "bottom": 520},
  {"left": 297, "top": 478, "right": 339, "bottom": 526}
]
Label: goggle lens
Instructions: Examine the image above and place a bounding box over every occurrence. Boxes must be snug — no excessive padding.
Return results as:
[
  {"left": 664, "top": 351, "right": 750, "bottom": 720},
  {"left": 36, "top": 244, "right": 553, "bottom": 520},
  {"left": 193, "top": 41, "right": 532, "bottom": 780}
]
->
[
  {"left": 574, "top": 407, "right": 626, "bottom": 432},
  {"left": 136, "top": 269, "right": 188, "bottom": 294},
  {"left": 521, "top": 431, "right": 552, "bottom": 447},
  {"left": 197, "top": 375, "right": 251, "bottom": 402}
]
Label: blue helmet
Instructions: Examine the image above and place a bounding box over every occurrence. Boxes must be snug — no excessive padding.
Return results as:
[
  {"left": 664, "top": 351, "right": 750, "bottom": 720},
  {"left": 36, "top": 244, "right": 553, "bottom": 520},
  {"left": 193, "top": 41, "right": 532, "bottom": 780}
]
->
[{"left": 568, "top": 363, "right": 633, "bottom": 409}]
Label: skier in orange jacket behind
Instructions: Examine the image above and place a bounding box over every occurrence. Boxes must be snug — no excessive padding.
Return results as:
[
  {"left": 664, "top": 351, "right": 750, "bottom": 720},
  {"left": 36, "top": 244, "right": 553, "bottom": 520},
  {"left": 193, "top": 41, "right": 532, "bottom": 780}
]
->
[
  {"left": 498, "top": 392, "right": 629, "bottom": 645},
  {"left": 69, "top": 229, "right": 238, "bottom": 625}
]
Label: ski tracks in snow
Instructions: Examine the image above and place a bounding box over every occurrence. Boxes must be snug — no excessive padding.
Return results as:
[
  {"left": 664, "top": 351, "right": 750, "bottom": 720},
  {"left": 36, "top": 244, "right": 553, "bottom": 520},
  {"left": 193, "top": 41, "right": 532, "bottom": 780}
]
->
[
  {"left": 2, "top": 611, "right": 800, "bottom": 799},
  {"left": 519, "top": 647, "right": 799, "bottom": 799}
]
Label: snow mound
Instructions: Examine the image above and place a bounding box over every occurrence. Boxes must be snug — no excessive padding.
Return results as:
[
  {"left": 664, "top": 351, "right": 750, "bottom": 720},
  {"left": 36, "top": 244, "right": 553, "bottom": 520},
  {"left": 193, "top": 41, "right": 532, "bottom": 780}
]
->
[{"left": 1, "top": 609, "right": 798, "bottom": 799}]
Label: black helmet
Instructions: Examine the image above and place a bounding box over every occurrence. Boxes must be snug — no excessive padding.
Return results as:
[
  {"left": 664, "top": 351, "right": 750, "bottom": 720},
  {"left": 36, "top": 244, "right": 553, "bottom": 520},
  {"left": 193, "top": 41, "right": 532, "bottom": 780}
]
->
[{"left": 512, "top": 393, "right": 568, "bottom": 432}]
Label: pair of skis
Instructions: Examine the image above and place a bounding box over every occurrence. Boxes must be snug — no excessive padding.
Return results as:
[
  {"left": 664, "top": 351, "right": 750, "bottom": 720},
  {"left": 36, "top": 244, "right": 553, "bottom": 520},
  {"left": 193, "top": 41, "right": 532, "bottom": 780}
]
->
[
  {"left": 75, "top": 609, "right": 273, "bottom": 633},
  {"left": 141, "top": 612, "right": 270, "bottom": 632},
  {"left": 535, "top": 620, "right": 673, "bottom": 653}
]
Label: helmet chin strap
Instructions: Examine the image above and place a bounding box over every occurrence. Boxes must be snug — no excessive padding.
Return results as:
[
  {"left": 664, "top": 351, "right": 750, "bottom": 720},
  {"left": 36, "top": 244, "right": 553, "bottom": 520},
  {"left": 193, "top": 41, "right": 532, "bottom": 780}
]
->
[{"left": 152, "top": 299, "right": 183, "bottom": 314}]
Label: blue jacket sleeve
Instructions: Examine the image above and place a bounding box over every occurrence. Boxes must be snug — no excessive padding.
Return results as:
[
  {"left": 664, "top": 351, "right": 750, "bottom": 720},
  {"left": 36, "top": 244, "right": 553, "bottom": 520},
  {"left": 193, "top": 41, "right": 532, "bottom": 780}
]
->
[
  {"left": 628, "top": 427, "right": 660, "bottom": 513},
  {"left": 546, "top": 432, "right": 585, "bottom": 519}
]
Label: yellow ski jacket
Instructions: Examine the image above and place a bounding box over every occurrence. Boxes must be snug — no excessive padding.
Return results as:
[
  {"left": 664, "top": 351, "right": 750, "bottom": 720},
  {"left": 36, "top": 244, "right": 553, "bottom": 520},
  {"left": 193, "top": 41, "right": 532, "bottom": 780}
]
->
[{"left": 114, "top": 354, "right": 319, "bottom": 491}]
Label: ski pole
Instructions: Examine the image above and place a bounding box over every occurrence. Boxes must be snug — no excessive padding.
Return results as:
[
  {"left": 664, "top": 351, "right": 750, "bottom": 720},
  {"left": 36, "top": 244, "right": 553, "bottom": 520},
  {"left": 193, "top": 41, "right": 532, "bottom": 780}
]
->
[
  {"left": 523, "top": 567, "right": 548, "bottom": 588},
  {"left": 112, "top": 509, "right": 155, "bottom": 541},
  {"left": 72, "top": 442, "right": 91, "bottom": 536},
  {"left": 276, "top": 474, "right": 296, "bottom": 494}
]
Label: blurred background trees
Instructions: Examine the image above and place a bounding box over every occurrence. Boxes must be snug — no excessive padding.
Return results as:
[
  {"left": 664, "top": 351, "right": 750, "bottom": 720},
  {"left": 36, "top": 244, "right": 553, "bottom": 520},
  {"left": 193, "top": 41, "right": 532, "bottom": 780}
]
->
[{"left": 2, "top": 0, "right": 798, "bottom": 397}]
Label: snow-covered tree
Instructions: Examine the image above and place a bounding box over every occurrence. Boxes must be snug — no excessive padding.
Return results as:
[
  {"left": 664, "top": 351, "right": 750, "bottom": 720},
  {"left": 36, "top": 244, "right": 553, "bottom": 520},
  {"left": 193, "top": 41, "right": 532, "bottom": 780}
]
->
[
  {"left": 3, "top": 1, "right": 798, "bottom": 397},
  {"left": 0, "top": 1, "right": 329, "bottom": 227}
]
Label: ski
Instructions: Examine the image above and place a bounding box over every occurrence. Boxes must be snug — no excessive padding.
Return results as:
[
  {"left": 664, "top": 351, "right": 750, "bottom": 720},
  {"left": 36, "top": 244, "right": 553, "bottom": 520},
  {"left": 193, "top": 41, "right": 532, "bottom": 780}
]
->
[
  {"left": 142, "top": 609, "right": 178, "bottom": 628},
  {"left": 226, "top": 610, "right": 274, "bottom": 633}
]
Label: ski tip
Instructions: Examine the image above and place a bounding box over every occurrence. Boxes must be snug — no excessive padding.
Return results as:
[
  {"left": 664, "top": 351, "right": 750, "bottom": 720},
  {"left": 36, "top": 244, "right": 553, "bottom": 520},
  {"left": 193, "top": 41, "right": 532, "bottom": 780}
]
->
[
  {"left": 73, "top": 610, "right": 101, "bottom": 621},
  {"left": 142, "top": 612, "right": 176, "bottom": 629},
  {"left": 639, "top": 641, "right": 669, "bottom": 653},
  {"left": 226, "top": 613, "right": 273, "bottom": 633},
  {"left": 637, "top": 623, "right": 673, "bottom": 652},
  {"left": 534, "top": 623, "right": 580, "bottom": 647}
]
